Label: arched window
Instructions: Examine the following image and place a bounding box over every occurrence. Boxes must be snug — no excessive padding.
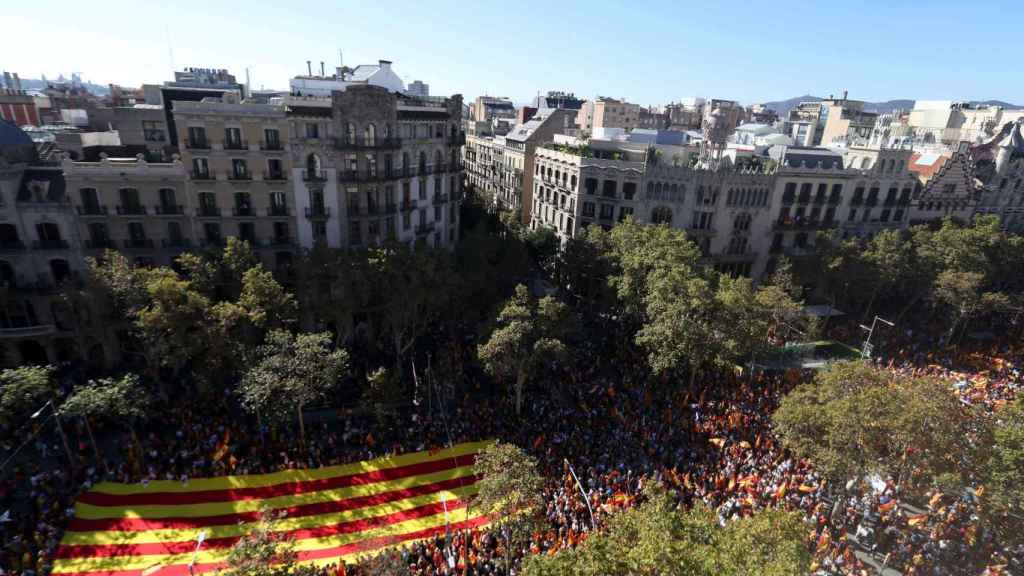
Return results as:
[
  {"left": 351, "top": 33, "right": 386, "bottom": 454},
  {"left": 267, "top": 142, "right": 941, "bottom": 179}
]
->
[
  {"left": 860, "top": 158, "right": 871, "bottom": 170},
  {"left": 365, "top": 123, "right": 376, "bottom": 146},
  {"left": 306, "top": 153, "right": 321, "bottom": 175},
  {"left": 670, "top": 183, "right": 678, "bottom": 201},
  {"left": 655, "top": 182, "right": 663, "bottom": 198},
  {"left": 651, "top": 206, "right": 673, "bottom": 225},
  {"left": 727, "top": 189, "right": 735, "bottom": 205},
  {"left": 887, "top": 159, "right": 896, "bottom": 173},
  {"left": 346, "top": 123, "right": 356, "bottom": 144},
  {"left": 383, "top": 124, "right": 391, "bottom": 139},
  {"left": 646, "top": 182, "right": 654, "bottom": 197},
  {"left": 434, "top": 150, "right": 443, "bottom": 168},
  {"left": 419, "top": 151, "right": 427, "bottom": 172},
  {"left": 733, "top": 212, "right": 751, "bottom": 231}
]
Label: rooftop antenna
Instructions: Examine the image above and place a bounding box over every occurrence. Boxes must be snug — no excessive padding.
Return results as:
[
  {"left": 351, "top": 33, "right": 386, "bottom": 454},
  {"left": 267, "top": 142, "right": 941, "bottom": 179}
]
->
[{"left": 165, "top": 24, "right": 175, "bottom": 73}]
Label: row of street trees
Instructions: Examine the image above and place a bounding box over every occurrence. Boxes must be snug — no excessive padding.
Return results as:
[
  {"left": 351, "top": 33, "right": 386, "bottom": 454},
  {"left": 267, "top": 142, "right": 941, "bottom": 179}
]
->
[
  {"left": 774, "top": 360, "right": 1024, "bottom": 544},
  {"left": 814, "top": 216, "right": 1024, "bottom": 340}
]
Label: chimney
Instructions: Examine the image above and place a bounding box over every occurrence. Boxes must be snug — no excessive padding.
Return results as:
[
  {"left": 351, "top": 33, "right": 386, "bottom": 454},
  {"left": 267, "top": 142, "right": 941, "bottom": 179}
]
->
[
  {"left": 2, "top": 72, "right": 10, "bottom": 90},
  {"left": 379, "top": 60, "right": 392, "bottom": 70},
  {"left": 320, "top": 61, "right": 325, "bottom": 77},
  {"left": 843, "top": 90, "right": 848, "bottom": 101},
  {"left": 307, "top": 60, "right": 312, "bottom": 76},
  {"left": 11, "top": 73, "right": 19, "bottom": 91}
]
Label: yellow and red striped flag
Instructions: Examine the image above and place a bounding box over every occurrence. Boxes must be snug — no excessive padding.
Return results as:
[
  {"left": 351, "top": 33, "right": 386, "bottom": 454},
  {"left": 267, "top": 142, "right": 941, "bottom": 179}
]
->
[{"left": 52, "top": 441, "right": 491, "bottom": 576}]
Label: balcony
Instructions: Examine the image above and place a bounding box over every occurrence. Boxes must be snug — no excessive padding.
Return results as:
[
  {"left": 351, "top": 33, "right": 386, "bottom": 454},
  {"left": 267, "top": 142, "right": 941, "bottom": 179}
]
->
[
  {"left": 201, "top": 237, "right": 226, "bottom": 248},
  {"left": 116, "top": 204, "right": 147, "bottom": 215},
  {"left": 224, "top": 140, "right": 248, "bottom": 151},
  {"left": 262, "top": 237, "right": 296, "bottom": 249},
  {"left": 305, "top": 206, "right": 330, "bottom": 219},
  {"left": 186, "top": 139, "right": 210, "bottom": 150},
  {"left": 161, "top": 238, "right": 192, "bottom": 249},
  {"left": 774, "top": 218, "right": 835, "bottom": 231},
  {"left": 154, "top": 204, "right": 185, "bottom": 215},
  {"left": 77, "top": 205, "right": 108, "bottom": 216},
  {"left": 268, "top": 206, "right": 290, "bottom": 217},
  {"left": 0, "top": 325, "right": 56, "bottom": 339},
  {"left": 334, "top": 136, "right": 402, "bottom": 150},
  {"left": 260, "top": 141, "right": 284, "bottom": 151},
  {"left": 196, "top": 206, "right": 221, "bottom": 218},
  {"left": 123, "top": 238, "right": 155, "bottom": 250},
  {"left": 85, "top": 239, "right": 116, "bottom": 250},
  {"left": 263, "top": 171, "right": 287, "bottom": 182},
  {"left": 32, "top": 239, "right": 70, "bottom": 250},
  {"left": 191, "top": 171, "right": 214, "bottom": 180},
  {"left": 0, "top": 241, "right": 27, "bottom": 253},
  {"left": 233, "top": 206, "right": 255, "bottom": 217},
  {"left": 303, "top": 169, "right": 326, "bottom": 182},
  {"left": 228, "top": 171, "right": 252, "bottom": 181}
]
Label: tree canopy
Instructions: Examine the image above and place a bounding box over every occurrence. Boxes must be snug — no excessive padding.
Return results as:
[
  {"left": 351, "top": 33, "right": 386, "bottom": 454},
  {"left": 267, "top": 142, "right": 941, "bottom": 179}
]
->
[
  {"left": 0, "top": 365, "right": 55, "bottom": 427},
  {"left": 773, "top": 360, "right": 969, "bottom": 492},
  {"left": 522, "top": 483, "right": 810, "bottom": 576}
]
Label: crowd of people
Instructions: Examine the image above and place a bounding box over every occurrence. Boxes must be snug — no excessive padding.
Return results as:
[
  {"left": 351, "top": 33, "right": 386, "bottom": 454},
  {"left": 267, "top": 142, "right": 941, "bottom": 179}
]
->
[{"left": 1, "top": 324, "right": 1021, "bottom": 576}]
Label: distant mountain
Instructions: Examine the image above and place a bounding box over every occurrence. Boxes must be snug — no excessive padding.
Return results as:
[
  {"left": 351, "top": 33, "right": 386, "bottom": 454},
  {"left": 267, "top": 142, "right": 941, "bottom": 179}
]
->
[{"left": 763, "top": 96, "right": 1021, "bottom": 118}]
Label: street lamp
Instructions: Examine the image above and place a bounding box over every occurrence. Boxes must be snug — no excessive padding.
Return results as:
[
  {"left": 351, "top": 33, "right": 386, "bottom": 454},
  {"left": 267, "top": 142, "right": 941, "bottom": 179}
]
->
[
  {"left": 859, "top": 315, "right": 894, "bottom": 359},
  {"left": 187, "top": 530, "right": 208, "bottom": 576},
  {"left": 564, "top": 458, "right": 596, "bottom": 531},
  {"left": 30, "top": 400, "right": 73, "bottom": 466}
]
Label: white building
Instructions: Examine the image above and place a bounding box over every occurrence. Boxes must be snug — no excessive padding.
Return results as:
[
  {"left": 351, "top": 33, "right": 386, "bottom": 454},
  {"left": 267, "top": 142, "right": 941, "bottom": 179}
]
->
[{"left": 289, "top": 60, "right": 406, "bottom": 97}]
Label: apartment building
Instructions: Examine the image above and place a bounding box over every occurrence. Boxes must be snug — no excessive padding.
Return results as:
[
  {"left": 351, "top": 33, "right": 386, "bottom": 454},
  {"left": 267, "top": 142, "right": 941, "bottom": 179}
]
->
[
  {"left": 173, "top": 94, "right": 297, "bottom": 271},
  {"left": 0, "top": 121, "right": 84, "bottom": 367},
  {"left": 577, "top": 98, "right": 642, "bottom": 132},
  {"left": 289, "top": 84, "right": 465, "bottom": 250},
  {"left": 784, "top": 102, "right": 825, "bottom": 147},
  {"left": 463, "top": 108, "right": 577, "bottom": 223},
  {"left": 819, "top": 95, "right": 879, "bottom": 147},
  {"left": 532, "top": 138, "right": 919, "bottom": 281},
  {"left": 64, "top": 154, "right": 190, "bottom": 268}
]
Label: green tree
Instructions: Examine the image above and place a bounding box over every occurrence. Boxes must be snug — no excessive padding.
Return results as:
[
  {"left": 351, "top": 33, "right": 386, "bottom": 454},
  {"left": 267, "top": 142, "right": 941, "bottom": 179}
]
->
[
  {"left": 474, "top": 442, "right": 544, "bottom": 576},
  {"left": 60, "top": 373, "right": 150, "bottom": 463},
  {"left": 0, "top": 365, "right": 55, "bottom": 427},
  {"left": 860, "top": 229, "right": 913, "bottom": 318},
  {"left": 524, "top": 226, "right": 560, "bottom": 272},
  {"left": 522, "top": 483, "right": 810, "bottom": 576},
  {"left": 773, "top": 360, "right": 967, "bottom": 492},
  {"left": 225, "top": 510, "right": 299, "bottom": 576},
  {"left": 984, "top": 398, "right": 1024, "bottom": 543},
  {"left": 478, "top": 284, "right": 570, "bottom": 413},
  {"left": 239, "top": 330, "right": 349, "bottom": 443},
  {"left": 554, "top": 225, "right": 615, "bottom": 311},
  {"left": 931, "top": 269, "right": 1008, "bottom": 344}
]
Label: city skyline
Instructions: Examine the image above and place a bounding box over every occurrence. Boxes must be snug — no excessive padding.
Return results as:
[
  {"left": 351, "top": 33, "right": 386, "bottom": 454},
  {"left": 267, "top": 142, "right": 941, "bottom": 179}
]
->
[{"left": 5, "top": 0, "right": 1023, "bottom": 106}]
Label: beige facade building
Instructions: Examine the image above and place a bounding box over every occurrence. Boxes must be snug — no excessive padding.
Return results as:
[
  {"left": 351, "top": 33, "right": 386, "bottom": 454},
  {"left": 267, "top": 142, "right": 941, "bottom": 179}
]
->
[
  {"left": 578, "top": 98, "right": 642, "bottom": 132},
  {"left": 173, "top": 95, "right": 297, "bottom": 270},
  {"left": 819, "top": 96, "right": 879, "bottom": 147},
  {"left": 532, "top": 138, "right": 918, "bottom": 281}
]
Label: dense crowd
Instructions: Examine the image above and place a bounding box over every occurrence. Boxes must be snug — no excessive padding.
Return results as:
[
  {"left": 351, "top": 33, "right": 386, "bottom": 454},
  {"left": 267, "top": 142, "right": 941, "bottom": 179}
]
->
[{"left": 1, "top": 327, "right": 1022, "bottom": 576}]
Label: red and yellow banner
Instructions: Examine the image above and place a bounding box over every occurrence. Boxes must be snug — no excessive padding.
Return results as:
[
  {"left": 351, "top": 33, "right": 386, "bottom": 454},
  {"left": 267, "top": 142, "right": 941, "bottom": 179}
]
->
[{"left": 52, "top": 441, "right": 491, "bottom": 576}]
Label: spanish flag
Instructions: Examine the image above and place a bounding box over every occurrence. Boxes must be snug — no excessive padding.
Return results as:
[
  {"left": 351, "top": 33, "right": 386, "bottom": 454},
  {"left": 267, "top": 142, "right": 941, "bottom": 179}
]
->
[{"left": 51, "top": 442, "right": 491, "bottom": 576}]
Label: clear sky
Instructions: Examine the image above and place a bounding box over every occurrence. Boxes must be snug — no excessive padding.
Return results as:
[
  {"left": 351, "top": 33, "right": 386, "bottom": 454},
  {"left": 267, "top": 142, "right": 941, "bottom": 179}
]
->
[{"left": 4, "top": 0, "right": 1021, "bottom": 106}]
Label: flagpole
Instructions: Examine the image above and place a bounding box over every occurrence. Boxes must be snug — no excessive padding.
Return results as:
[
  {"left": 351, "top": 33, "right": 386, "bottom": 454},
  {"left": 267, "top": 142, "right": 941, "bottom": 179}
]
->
[{"left": 564, "top": 458, "right": 596, "bottom": 531}]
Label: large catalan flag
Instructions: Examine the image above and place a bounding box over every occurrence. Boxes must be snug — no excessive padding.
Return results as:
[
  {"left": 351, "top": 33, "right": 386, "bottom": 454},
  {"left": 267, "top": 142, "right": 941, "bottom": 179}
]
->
[{"left": 52, "top": 441, "right": 491, "bottom": 576}]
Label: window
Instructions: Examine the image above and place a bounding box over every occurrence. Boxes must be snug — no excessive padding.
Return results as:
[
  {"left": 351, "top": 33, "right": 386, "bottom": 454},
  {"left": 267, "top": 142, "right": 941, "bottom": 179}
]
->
[
  {"left": 238, "top": 222, "right": 256, "bottom": 244},
  {"left": 142, "top": 121, "right": 165, "bottom": 142},
  {"left": 231, "top": 159, "right": 249, "bottom": 179},
  {"left": 267, "top": 158, "right": 283, "bottom": 179},
  {"left": 403, "top": 210, "right": 411, "bottom": 230},
  {"left": 306, "top": 123, "right": 320, "bottom": 139},
  {"left": 599, "top": 204, "right": 614, "bottom": 220},
  {"left": 264, "top": 128, "right": 280, "bottom": 149},
  {"left": 167, "top": 222, "right": 183, "bottom": 245},
  {"left": 582, "top": 202, "right": 595, "bottom": 217},
  {"left": 234, "top": 192, "right": 252, "bottom": 216},
  {"left": 119, "top": 188, "right": 142, "bottom": 214},
  {"left": 80, "top": 188, "right": 100, "bottom": 213},
  {"left": 313, "top": 222, "right": 327, "bottom": 243},
  {"left": 434, "top": 205, "right": 442, "bottom": 221},
  {"left": 602, "top": 180, "right": 617, "bottom": 198},
  {"left": 584, "top": 178, "right": 598, "bottom": 195},
  {"left": 783, "top": 182, "right": 796, "bottom": 204},
  {"left": 270, "top": 192, "right": 286, "bottom": 216},
  {"left": 187, "top": 126, "right": 207, "bottom": 147},
  {"left": 225, "top": 127, "right": 243, "bottom": 149},
  {"left": 273, "top": 222, "right": 290, "bottom": 242},
  {"left": 623, "top": 182, "right": 636, "bottom": 200},
  {"left": 192, "top": 157, "right": 209, "bottom": 178},
  {"left": 88, "top": 223, "right": 109, "bottom": 246},
  {"left": 733, "top": 212, "right": 751, "bottom": 231},
  {"left": 651, "top": 206, "right": 673, "bottom": 224},
  {"left": 204, "top": 223, "right": 222, "bottom": 245},
  {"left": 618, "top": 206, "right": 634, "bottom": 222},
  {"left": 418, "top": 179, "right": 427, "bottom": 200},
  {"left": 880, "top": 209, "right": 891, "bottom": 223},
  {"left": 158, "top": 188, "right": 177, "bottom": 213}
]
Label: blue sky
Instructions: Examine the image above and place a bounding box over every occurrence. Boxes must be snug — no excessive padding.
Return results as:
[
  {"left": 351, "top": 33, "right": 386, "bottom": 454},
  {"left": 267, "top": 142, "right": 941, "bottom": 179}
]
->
[{"left": 4, "top": 0, "right": 1021, "bottom": 105}]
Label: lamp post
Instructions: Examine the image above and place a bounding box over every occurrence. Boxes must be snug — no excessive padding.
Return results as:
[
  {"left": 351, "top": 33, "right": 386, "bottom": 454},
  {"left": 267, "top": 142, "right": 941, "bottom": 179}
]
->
[
  {"left": 187, "top": 530, "right": 207, "bottom": 576},
  {"left": 564, "top": 458, "right": 596, "bottom": 531},
  {"left": 859, "top": 315, "right": 894, "bottom": 359},
  {"left": 31, "top": 400, "right": 72, "bottom": 466}
]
